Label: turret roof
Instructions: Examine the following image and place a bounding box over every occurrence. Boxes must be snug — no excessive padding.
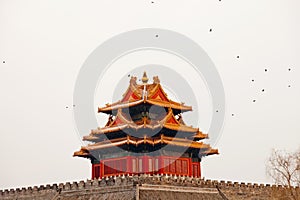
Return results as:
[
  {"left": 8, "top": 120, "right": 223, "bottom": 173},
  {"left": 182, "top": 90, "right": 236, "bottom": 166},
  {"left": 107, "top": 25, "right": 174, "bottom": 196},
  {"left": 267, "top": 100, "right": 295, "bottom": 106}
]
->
[
  {"left": 73, "top": 134, "right": 218, "bottom": 158},
  {"left": 83, "top": 108, "right": 208, "bottom": 142},
  {"left": 98, "top": 76, "right": 192, "bottom": 114}
]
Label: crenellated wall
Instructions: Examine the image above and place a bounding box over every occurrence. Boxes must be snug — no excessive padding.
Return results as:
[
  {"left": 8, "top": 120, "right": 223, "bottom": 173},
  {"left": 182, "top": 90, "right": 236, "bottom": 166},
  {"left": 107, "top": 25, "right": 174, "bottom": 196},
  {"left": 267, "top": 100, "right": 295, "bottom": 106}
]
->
[{"left": 0, "top": 175, "right": 299, "bottom": 200}]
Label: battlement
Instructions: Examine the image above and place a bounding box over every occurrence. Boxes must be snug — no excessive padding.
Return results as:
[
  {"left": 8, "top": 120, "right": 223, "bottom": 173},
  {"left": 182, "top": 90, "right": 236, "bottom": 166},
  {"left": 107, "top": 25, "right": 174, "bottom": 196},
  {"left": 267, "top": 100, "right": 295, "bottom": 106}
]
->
[{"left": 0, "top": 175, "right": 299, "bottom": 200}]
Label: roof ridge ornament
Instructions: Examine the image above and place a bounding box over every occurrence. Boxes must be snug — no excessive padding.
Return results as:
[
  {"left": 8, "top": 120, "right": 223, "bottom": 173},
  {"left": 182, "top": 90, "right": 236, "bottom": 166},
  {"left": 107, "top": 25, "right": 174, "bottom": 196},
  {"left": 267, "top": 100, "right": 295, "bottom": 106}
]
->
[
  {"left": 142, "top": 71, "right": 149, "bottom": 84},
  {"left": 142, "top": 72, "right": 148, "bottom": 101},
  {"left": 130, "top": 76, "right": 137, "bottom": 85},
  {"left": 153, "top": 76, "right": 160, "bottom": 84}
]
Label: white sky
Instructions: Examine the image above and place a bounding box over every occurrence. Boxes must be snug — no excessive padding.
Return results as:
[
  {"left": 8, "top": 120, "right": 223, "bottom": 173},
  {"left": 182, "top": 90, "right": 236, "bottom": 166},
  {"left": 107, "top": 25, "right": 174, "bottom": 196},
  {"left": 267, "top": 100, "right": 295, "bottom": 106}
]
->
[{"left": 0, "top": 0, "right": 299, "bottom": 189}]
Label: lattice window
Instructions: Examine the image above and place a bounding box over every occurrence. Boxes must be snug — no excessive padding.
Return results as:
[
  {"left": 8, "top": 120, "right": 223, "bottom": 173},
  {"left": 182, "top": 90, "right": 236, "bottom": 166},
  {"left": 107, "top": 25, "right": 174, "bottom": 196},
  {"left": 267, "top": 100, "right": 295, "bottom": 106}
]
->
[
  {"left": 182, "top": 160, "right": 188, "bottom": 174},
  {"left": 170, "top": 159, "right": 176, "bottom": 173},
  {"left": 148, "top": 158, "right": 153, "bottom": 172},
  {"left": 138, "top": 158, "right": 143, "bottom": 173},
  {"left": 192, "top": 164, "right": 199, "bottom": 177},
  {"left": 94, "top": 165, "right": 100, "bottom": 179},
  {"left": 164, "top": 158, "right": 170, "bottom": 173},
  {"left": 132, "top": 158, "right": 137, "bottom": 173},
  {"left": 176, "top": 159, "right": 182, "bottom": 174},
  {"left": 154, "top": 158, "right": 159, "bottom": 172},
  {"left": 103, "top": 158, "right": 127, "bottom": 176}
]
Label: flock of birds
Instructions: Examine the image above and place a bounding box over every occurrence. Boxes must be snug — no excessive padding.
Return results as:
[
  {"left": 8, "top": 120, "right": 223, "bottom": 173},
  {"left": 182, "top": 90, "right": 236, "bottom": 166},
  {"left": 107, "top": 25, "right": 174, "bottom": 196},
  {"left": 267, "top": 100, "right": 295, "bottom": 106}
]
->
[{"left": 2, "top": 19, "right": 292, "bottom": 118}]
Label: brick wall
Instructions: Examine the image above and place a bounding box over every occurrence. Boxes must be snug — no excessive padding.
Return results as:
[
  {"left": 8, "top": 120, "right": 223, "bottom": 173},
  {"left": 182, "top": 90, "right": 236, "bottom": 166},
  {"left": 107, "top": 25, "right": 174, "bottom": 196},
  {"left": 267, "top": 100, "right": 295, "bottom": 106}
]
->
[{"left": 0, "top": 175, "right": 299, "bottom": 200}]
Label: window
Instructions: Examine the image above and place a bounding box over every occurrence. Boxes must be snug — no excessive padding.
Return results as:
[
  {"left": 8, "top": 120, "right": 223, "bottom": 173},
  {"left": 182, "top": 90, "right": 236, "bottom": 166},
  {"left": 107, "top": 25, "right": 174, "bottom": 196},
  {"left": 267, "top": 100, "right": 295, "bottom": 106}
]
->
[
  {"left": 132, "top": 158, "right": 137, "bottom": 173},
  {"left": 170, "top": 159, "right": 176, "bottom": 173},
  {"left": 148, "top": 158, "right": 153, "bottom": 172},
  {"left": 120, "top": 159, "right": 126, "bottom": 172},
  {"left": 103, "top": 158, "right": 127, "bottom": 176},
  {"left": 104, "top": 160, "right": 113, "bottom": 175},
  {"left": 94, "top": 165, "right": 100, "bottom": 179},
  {"left": 182, "top": 160, "right": 188, "bottom": 174},
  {"left": 192, "top": 164, "right": 199, "bottom": 177},
  {"left": 164, "top": 158, "right": 170, "bottom": 173},
  {"left": 176, "top": 160, "right": 182, "bottom": 174},
  {"left": 162, "top": 157, "right": 189, "bottom": 175},
  {"left": 138, "top": 158, "right": 143, "bottom": 173},
  {"left": 154, "top": 158, "right": 159, "bottom": 172}
]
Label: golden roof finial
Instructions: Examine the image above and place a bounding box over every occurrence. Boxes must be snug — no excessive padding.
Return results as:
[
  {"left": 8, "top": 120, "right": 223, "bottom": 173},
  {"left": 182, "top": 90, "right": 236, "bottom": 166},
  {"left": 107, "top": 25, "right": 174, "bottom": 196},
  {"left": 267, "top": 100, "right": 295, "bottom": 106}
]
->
[{"left": 142, "top": 71, "right": 149, "bottom": 84}]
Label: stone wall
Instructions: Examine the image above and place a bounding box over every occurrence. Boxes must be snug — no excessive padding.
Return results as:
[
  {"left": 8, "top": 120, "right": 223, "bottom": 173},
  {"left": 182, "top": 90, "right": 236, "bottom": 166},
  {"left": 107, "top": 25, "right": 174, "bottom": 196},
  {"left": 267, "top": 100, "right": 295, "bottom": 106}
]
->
[{"left": 0, "top": 175, "right": 299, "bottom": 200}]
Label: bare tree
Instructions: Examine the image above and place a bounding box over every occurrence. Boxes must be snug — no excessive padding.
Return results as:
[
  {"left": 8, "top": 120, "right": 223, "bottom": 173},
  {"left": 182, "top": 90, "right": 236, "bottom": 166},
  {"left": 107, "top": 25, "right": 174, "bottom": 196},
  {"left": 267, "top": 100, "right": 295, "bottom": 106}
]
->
[{"left": 266, "top": 148, "right": 300, "bottom": 199}]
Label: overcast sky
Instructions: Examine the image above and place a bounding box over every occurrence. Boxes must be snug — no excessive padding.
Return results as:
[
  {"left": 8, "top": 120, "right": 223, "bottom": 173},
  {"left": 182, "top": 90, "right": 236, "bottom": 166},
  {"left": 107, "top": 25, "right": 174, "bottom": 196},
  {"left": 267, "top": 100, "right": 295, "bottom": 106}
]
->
[{"left": 0, "top": 0, "right": 299, "bottom": 189}]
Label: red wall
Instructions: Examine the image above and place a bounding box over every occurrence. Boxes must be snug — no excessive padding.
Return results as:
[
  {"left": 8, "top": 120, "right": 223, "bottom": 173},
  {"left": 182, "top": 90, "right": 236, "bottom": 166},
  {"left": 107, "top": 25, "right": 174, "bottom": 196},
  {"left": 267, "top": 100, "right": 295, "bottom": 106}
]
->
[{"left": 92, "top": 156, "right": 201, "bottom": 179}]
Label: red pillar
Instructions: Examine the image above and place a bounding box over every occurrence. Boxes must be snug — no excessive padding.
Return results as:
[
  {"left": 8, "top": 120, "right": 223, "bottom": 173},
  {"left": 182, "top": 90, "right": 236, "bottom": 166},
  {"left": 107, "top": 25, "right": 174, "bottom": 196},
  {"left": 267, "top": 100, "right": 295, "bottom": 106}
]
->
[
  {"left": 188, "top": 158, "right": 192, "bottom": 177},
  {"left": 100, "top": 161, "right": 104, "bottom": 179},
  {"left": 92, "top": 164, "right": 94, "bottom": 179},
  {"left": 199, "top": 162, "right": 201, "bottom": 178}
]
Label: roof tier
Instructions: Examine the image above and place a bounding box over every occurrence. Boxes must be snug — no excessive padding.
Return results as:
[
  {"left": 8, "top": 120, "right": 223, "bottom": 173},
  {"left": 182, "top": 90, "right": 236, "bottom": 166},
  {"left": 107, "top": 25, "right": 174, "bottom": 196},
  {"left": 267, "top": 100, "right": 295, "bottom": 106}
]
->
[
  {"left": 98, "top": 76, "right": 192, "bottom": 115},
  {"left": 73, "top": 134, "right": 218, "bottom": 158},
  {"left": 83, "top": 108, "right": 208, "bottom": 142}
]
